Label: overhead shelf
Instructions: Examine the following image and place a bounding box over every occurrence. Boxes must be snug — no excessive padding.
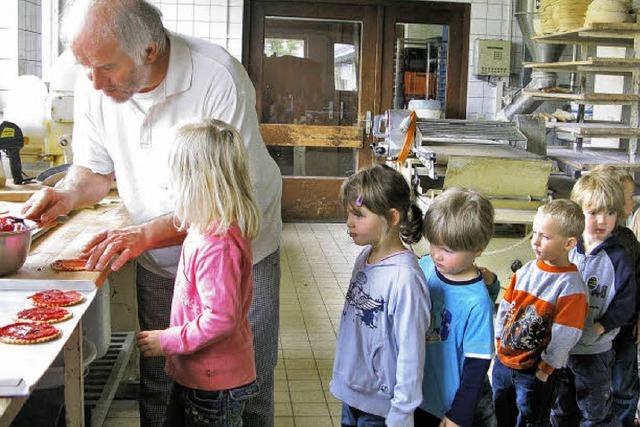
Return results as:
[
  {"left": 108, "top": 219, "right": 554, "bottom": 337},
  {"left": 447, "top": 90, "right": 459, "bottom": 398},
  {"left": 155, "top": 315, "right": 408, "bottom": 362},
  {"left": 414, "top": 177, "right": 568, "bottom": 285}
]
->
[
  {"left": 522, "top": 90, "right": 640, "bottom": 105},
  {"left": 547, "top": 122, "right": 640, "bottom": 138},
  {"left": 532, "top": 23, "right": 640, "bottom": 45},
  {"left": 523, "top": 57, "right": 640, "bottom": 73},
  {"left": 548, "top": 146, "right": 640, "bottom": 175}
]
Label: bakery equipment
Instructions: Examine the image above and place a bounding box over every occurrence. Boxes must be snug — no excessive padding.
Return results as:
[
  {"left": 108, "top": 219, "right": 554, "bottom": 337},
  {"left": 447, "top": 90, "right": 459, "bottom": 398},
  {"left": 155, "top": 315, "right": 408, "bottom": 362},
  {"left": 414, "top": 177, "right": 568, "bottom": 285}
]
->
[
  {"left": 0, "top": 122, "right": 34, "bottom": 185},
  {"left": 371, "top": 109, "right": 422, "bottom": 158},
  {"left": 498, "top": 0, "right": 565, "bottom": 120}
]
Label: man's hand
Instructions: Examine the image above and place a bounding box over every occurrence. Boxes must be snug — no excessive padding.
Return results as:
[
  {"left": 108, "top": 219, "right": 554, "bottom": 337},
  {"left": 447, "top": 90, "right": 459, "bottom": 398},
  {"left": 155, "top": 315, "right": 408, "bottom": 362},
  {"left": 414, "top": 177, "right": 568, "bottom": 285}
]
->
[
  {"left": 21, "top": 187, "right": 76, "bottom": 225},
  {"left": 635, "top": 318, "right": 640, "bottom": 344},
  {"left": 81, "top": 225, "right": 149, "bottom": 271},
  {"left": 137, "top": 330, "right": 164, "bottom": 357},
  {"left": 439, "top": 416, "right": 460, "bottom": 427}
]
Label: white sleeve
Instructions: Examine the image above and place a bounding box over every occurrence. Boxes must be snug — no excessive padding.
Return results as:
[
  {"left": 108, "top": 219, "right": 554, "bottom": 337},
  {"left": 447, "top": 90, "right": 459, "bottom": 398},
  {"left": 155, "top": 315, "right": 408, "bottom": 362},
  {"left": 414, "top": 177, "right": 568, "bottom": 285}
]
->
[{"left": 71, "top": 76, "right": 114, "bottom": 175}]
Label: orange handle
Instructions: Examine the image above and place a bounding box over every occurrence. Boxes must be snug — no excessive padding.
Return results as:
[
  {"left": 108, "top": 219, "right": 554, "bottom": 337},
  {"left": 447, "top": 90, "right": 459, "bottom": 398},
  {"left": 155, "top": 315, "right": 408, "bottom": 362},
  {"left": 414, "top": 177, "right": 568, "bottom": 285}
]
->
[{"left": 397, "top": 111, "right": 417, "bottom": 164}]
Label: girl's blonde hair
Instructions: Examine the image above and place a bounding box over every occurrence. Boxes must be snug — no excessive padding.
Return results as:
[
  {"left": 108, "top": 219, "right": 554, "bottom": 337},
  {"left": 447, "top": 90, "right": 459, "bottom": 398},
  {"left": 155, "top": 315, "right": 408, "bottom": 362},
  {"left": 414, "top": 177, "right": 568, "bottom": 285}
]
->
[{"left": 168, "top": 119, "right": 260, "bottom": 238}]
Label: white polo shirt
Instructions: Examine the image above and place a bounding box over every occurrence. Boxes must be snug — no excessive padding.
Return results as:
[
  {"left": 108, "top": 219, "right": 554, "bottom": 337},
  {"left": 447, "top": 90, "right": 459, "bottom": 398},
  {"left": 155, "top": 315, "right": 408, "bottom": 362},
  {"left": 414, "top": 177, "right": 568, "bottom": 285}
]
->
[{"left": 72, "top": 32, "right": 282, "bottom": 277}]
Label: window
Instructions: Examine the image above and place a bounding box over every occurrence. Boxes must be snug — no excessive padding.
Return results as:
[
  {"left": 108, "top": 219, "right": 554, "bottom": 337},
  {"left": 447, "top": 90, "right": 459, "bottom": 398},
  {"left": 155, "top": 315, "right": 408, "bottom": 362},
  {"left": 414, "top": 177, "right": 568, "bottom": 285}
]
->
[
  {"left": 334, "top": 43, "right": 357, "bottom": 91},
  {"left": 264, "top": 38, "right": 305, "bottom": 58}
]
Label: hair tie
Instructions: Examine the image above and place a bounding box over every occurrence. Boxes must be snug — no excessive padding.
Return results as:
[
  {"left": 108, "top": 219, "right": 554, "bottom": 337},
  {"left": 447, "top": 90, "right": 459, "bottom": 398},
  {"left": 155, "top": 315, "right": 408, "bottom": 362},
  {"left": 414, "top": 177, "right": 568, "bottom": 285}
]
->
[{"left": 355, "top": 196, "right": 363, "bottom": 207}]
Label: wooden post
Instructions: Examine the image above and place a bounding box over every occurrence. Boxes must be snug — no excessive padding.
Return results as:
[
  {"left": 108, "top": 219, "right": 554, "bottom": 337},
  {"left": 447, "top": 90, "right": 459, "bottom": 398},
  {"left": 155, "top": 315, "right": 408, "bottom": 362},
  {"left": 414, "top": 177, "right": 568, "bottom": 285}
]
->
[{"left": 64, "top": 320, "right": 84, "bottom": 427}]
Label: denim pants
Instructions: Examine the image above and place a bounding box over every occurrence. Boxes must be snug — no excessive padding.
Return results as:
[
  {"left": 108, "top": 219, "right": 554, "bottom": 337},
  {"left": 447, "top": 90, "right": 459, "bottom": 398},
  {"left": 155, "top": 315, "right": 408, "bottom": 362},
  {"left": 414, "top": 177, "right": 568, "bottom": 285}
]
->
[
  {"left": 492, "top": 357, "right": 556, "bottom": 427},
  {"left": 341, "top": 403, "right": 387, "bottom": 427},
  {"left": 164, "top": 381, "right": 259, "bottom": 427},
  {"left": 612, "top": 331, "right": 640, "bottom": 427},
  {"left": 550, "top": 350, "right": 618, "bottom": 427}
]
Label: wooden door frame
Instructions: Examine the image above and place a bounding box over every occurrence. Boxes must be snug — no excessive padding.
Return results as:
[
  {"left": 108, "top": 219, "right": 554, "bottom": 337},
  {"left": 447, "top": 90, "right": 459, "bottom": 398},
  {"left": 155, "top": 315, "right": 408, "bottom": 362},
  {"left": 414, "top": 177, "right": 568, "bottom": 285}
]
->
[
  {"left": 244, "top": 0, "right": 380, "bottom": 220},
  {"left": 242, "top": 0, "right": 470, "bottom": 220},
  {"left": 381, "top": 2, "right": 470, "bottom": 119}
]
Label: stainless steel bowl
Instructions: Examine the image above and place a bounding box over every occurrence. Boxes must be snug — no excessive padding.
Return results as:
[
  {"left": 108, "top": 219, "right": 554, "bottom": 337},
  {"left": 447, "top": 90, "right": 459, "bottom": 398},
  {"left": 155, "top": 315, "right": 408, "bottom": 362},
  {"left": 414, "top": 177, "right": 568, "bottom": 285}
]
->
[{"left": 0, "top": 226, "right": 32, "bottom": 276}]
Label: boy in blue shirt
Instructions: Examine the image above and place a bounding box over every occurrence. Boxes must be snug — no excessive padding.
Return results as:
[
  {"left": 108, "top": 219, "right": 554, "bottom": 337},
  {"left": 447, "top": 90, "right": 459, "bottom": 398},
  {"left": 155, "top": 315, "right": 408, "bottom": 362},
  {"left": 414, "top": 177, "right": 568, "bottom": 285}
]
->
[{"left": 416, "top": 187, "right": 495, "bottom": 427}]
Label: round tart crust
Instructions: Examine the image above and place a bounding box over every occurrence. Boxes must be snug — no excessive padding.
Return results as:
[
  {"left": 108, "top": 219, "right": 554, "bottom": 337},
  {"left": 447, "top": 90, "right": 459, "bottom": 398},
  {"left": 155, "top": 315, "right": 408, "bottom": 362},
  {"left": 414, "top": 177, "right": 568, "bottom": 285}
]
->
[
  {"left": 16, "top": 307, "right": 72, "bottom": 324},
  {"left": 0, "top": 322, "right": 61, "bottom": 344},
  {"left": 29, "top": 289, "right": 84, "bottom": 307}
]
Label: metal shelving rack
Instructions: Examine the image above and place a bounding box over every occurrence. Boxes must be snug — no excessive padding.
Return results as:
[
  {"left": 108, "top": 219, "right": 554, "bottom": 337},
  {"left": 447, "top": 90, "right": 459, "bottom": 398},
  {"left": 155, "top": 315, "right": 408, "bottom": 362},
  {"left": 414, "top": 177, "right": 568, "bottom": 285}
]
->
[{"left": 524, "top": 22, "right": 640, "bottom": 175}]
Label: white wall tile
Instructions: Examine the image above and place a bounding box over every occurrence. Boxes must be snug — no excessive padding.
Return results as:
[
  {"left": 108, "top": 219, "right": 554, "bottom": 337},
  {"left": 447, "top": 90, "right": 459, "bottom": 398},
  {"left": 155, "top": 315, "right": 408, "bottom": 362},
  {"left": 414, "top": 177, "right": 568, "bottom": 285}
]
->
[
  {"left": 210, "top": 6, "right": 227, "bottom": 23},
  {"left": 228, "top": 22, "right": 242, "bottom": 39},
  {"left": 471, "top": 3, "right": 487, "bottom": 19},
  {"left": 210, "top": 23, "right": 227, "bottom": 39},
  {"left": 228, "top": 6, "right": 242, "bottom": 24},
  {"left": 194, "top": 5, "right": 210, "bottom": 21},
  {"left": 161, "top": 4, "right": 177, "bottom": 21},
  {"left": 177, "top": 4, "right": 194, "bottom": 21},
  {"left": 176, "top": 20, "right": 192, "bottom": 34},
  {"left": 470, "top": 19, "right": 487, "bottom": 36},
  {"left": 487, "top": 4, "right": 502, "bottom": 20},
  {"left": 193, "top": 21, "right": 210, "bottom": 38}
]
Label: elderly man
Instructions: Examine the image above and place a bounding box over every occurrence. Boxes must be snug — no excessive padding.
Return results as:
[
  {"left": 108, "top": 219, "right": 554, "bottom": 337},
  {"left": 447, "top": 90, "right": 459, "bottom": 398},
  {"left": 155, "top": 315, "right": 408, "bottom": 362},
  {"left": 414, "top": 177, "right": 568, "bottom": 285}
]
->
[{"left": 22, "top": 1, "right": 282, "bottom": 426}]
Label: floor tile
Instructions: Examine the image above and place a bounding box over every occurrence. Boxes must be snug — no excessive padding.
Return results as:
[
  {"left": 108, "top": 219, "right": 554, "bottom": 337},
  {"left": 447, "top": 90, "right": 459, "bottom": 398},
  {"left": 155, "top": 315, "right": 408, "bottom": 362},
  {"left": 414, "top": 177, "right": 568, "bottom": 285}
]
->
[
  {"left": 288, "top": 379, "right": 323, "bottom": 392},
  {"left": 294, "top": 416, "right": 334, "bottom": 426},
  {"left": 274, "top": 417, "right": 295, "bottom": 427},
  {"left": 292, "top": 402, "right": 330, "bottom": 417},
  {"left": 290, "top": 389, "right": 326, "bottom": 403},
  {"left": 275, "top": 402, "right": 293, "bottom": 417}
]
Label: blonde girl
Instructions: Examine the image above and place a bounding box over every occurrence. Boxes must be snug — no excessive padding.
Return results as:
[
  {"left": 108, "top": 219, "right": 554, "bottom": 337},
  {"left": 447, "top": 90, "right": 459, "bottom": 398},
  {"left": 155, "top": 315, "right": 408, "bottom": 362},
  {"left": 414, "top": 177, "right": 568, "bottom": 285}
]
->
[{"left": 137, "top": 119, "right": 260, "bottom": 427}]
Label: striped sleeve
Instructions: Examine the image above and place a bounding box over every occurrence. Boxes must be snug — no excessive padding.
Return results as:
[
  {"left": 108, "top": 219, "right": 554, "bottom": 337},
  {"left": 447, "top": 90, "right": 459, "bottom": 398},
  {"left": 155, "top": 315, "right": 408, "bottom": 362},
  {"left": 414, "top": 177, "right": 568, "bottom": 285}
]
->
[
  {"left": 538, "top": 277, "right": 587, "bottom": 373},
  {"left": 495, "top": 274, "right": 516, "bottom": 342}
]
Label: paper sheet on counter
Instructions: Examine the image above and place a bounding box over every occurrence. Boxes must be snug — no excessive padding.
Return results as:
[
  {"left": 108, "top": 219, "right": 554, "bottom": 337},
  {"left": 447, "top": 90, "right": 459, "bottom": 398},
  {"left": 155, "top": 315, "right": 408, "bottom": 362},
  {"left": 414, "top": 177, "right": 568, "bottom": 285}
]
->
[{"left": 0, "top": 280, "right": 96, "bottom": 396}]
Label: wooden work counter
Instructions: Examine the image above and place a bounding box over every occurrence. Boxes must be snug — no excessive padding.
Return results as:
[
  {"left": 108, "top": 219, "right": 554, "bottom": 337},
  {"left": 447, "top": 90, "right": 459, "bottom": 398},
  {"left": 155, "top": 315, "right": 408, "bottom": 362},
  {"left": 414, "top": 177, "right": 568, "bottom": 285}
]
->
[{"left": 0, "top": 199, "right": 130, "bottom": 427}]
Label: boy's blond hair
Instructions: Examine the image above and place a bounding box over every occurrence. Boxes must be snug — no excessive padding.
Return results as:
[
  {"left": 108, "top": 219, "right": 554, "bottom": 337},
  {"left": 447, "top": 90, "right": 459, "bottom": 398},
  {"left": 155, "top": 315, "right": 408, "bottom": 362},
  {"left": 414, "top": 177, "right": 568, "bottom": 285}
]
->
[
  {"left": 168, "top": 119, "right": 261, "bottom": 238},
  {"left": 423, "top": 187, "right": 494, "bottom": 252},
  {"left": 537, "top": 199, "right": 584, "bottom": 239},
  {"left": 590, "top": 164, "right": 634, "bottom": 186},
  {"left": 571, "top": 172, "right": 625, "bottom": 218}
]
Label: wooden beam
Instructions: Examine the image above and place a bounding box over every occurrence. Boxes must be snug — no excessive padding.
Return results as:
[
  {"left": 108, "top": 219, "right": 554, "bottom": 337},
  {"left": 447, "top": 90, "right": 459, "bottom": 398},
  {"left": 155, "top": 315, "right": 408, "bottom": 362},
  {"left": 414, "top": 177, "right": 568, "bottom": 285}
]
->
[{"left": 260, "top": 124, "right": 363, "bottom": 148}]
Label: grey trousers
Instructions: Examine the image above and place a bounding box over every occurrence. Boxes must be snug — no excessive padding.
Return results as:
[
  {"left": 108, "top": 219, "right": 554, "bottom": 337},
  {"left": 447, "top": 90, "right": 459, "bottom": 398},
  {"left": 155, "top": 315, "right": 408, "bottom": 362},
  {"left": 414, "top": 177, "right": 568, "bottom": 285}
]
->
[{"left": 135, "top": 248, "right": 281, "bottom": 427}]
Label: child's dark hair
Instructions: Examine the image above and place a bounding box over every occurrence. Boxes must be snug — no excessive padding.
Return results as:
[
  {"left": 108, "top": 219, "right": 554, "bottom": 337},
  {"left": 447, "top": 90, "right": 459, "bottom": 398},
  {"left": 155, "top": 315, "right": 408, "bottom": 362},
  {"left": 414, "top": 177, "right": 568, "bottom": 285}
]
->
[{"left": 340, "top": 165, "right": 423, "bottom": 244}]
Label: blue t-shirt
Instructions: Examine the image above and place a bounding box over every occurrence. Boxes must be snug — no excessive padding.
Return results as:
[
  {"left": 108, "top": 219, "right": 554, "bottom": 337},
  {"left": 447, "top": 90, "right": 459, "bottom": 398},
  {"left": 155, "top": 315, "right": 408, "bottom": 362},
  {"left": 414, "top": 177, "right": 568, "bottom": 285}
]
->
[{"left": 418, "top": 256, "right": 494, "bottom": 419}]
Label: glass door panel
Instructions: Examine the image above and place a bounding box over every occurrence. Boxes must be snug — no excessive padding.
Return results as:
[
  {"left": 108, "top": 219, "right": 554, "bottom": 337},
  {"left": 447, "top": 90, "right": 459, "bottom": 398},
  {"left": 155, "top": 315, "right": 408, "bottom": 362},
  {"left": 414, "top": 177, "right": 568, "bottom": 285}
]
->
[
  {"left": 261, "top": 17, "right": 361, "bottom": 177},
  {"left": 392, "top": 23, "right": 449, "bottom": 112}
]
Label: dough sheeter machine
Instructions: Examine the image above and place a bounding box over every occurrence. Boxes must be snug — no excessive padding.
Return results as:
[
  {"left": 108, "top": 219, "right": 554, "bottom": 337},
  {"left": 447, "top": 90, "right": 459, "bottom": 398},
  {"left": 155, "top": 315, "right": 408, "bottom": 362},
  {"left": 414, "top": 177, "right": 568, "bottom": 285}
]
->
[{"left": 372, "top": 109, "right": 553, "bottom": 217}]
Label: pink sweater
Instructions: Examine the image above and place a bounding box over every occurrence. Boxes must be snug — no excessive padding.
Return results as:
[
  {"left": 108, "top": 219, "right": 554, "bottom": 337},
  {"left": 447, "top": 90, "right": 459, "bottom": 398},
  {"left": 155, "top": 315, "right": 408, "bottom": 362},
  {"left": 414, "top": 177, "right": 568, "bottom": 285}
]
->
[{"left": 160, "top": 225, "right": 256, "bottom": 390}]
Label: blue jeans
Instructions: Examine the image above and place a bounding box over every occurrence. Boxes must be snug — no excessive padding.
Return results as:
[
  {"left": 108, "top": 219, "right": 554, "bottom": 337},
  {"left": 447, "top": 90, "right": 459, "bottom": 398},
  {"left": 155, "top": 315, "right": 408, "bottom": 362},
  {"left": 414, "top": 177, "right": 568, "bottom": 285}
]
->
[
  {"left": 492, "top": 357, "right": 556, "bottom": 427},
  {"left": 612, "top": 331, "right": 640, "bottom": 427},
  {"left": 164, "top": 381, "right": 259, "bottom": 427},
  {"left": 341, "top": 403, "right": 387, "bottom": 427},
  {"left": 551, "top": 350, "right": 618, "bottom": 427}
]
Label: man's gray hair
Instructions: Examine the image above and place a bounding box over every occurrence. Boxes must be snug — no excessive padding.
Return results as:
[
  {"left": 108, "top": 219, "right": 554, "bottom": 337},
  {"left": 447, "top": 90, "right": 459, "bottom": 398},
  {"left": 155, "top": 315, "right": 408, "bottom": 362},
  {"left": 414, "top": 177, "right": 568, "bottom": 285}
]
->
[{"left": 62, "top": 0, "right": 168, "bottom": 64}]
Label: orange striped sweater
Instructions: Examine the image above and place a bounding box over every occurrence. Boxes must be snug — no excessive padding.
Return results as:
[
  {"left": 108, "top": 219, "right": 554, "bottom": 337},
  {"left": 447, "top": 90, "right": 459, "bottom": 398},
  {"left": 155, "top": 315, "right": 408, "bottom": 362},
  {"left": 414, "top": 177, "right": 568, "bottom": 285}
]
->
[{"left": 495, "top": 260, "right": 588, "bottom": 374}]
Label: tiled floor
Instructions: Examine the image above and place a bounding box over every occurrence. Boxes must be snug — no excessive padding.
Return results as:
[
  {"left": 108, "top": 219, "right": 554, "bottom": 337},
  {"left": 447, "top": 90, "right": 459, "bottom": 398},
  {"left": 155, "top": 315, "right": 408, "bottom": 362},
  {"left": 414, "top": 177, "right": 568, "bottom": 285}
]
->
[{"left": 104, "top": 222, "right": 535, "bottom": 427}]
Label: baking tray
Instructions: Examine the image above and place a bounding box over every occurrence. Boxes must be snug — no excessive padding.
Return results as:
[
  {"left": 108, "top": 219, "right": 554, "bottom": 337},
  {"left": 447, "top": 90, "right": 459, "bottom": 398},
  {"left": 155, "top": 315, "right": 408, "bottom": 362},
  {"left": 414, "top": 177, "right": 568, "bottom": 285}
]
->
[{"left": 0, "top": 279, "right": 96, "bottom": 396}]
